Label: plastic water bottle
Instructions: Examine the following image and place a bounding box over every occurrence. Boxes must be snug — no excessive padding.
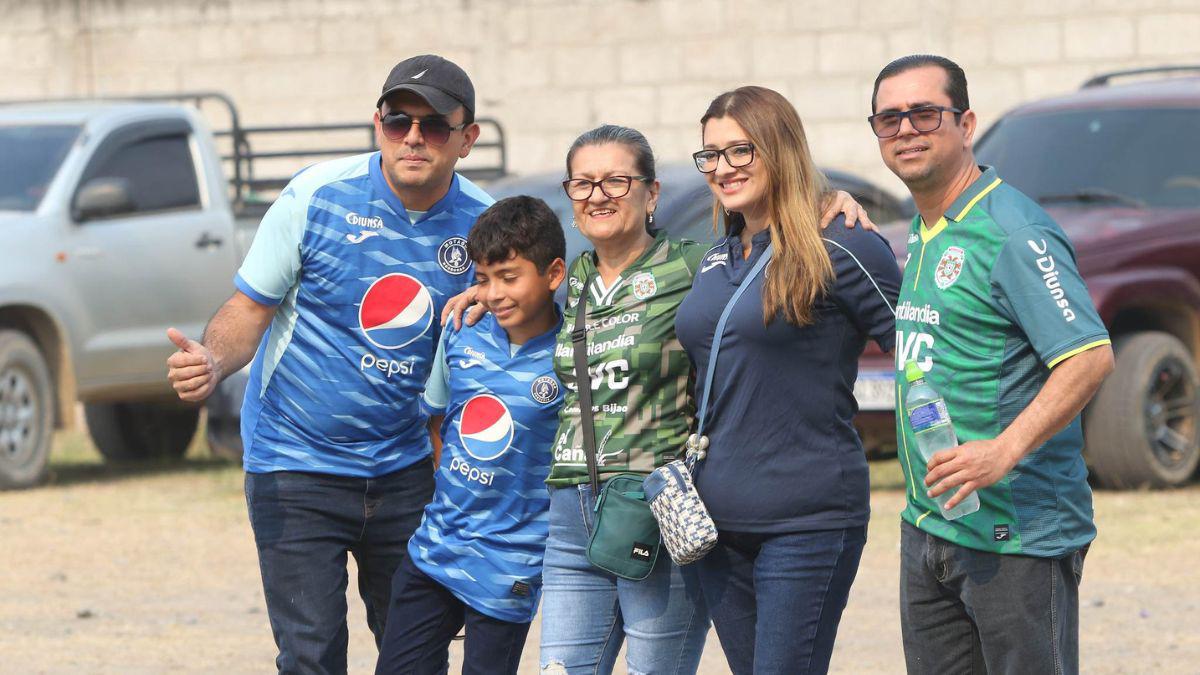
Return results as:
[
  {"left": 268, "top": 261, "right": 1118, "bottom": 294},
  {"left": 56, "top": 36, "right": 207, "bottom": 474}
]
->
[{"left": 903, "top": 361, "right": 980, "bottom": 520}]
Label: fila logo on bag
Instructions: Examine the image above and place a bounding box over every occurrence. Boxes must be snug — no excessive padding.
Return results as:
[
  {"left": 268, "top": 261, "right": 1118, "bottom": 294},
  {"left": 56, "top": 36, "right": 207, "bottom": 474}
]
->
[{"left": 935, "top": 246, "right": 966, "bottom": 290}]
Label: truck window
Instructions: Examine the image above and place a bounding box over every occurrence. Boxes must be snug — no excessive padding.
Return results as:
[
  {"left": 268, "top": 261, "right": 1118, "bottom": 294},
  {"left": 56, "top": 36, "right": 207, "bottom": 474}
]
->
[
  {"left": 0, "top": 124, "right": 80, "bottom": 211},
  {"left": 86, "top": 134, "right": 201, "bottom": 215}
]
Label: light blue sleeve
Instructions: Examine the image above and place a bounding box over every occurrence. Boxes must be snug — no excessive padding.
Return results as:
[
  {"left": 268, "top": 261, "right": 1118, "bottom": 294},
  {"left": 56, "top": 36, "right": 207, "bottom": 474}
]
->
[
  {"left": 421, "top": 332, "right": 452, "bottom": 416},
  {"left": 234, "top": 186, "right": 304, "bottom": 306}
]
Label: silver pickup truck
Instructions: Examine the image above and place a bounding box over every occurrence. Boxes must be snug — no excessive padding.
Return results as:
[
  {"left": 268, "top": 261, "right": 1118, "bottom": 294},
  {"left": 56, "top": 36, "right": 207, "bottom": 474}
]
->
[
  {"left": 0, "top": 100, "right": 246, "bottom": 487},
  {"left": 0, "top": 94, "right": 509, "bottom": 488}
]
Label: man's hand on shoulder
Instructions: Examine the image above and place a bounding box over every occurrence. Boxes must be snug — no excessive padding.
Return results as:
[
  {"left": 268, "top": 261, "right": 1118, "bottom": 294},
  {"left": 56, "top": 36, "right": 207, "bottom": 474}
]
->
[{"left": 925, "top": 438, "right": 1023, "bottom": 509}]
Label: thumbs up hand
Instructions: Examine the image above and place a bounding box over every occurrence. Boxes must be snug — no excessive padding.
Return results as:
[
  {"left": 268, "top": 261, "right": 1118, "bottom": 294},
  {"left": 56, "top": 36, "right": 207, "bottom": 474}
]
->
[{"left": 166, "top": 327, "right": 221, "bottom": 402}]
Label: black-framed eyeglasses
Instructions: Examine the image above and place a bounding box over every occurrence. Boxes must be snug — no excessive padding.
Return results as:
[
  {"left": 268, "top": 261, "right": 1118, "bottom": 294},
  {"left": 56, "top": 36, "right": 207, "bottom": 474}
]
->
[
  {"left": 562, "top": 175, "right": 651, "bottom": 201},
  {"left": 867, "top": 105, "right": 963, "bottom": 138},
  {"left": 380, "top": 111, "right": 467, "bottom": 146},
  {"left": 692, "top": 143, "right": 755, "bottom": 173}
]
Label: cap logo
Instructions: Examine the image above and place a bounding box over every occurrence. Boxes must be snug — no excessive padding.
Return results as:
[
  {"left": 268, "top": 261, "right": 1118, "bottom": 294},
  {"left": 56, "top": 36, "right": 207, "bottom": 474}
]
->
[{"left": 411, "top": 69, "right": 427, "bottom": 80}]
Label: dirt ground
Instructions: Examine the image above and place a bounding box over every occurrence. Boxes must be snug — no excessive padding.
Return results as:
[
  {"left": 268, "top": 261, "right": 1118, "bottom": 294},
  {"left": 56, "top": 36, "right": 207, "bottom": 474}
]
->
[{"left": 2, "top": 429, "right": 1197, "bottom": 674}]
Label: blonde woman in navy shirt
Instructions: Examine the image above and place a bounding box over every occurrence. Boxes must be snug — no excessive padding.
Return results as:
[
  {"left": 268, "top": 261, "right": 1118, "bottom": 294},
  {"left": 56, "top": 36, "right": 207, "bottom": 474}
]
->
[{"left": 675, "top": 86, "right": 902, "bottom": 674}]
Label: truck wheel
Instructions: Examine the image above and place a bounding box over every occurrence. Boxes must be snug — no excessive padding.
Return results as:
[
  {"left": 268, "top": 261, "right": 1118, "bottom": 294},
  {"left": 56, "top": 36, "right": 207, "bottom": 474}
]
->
[
  {"left": 84, "top": 401, "right": 199, "bottom": 462},
  {"left": 1084, "top": 331, "right": 1200, "bottom": 489},
  {"left": 205, "top": 415, "right": 243, "bottom": 461},
  {"left": 0, "top": 330, "right": 53, "bottom": 489}
]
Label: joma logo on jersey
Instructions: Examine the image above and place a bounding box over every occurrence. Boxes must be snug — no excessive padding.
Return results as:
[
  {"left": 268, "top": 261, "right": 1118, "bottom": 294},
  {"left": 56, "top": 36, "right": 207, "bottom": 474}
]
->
[
  {"left": 896, "top": 330, "right": 934, "bottom": 372},
  {"left": 1027, "top": 239, "right": 1077, "bottom": 322},
  {"left": 346, "top": 212, "right": 384, "bottom": 229}
]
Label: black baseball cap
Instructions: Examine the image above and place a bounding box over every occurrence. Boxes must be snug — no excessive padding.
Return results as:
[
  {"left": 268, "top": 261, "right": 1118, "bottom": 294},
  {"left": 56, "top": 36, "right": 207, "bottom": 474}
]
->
[{"left": 377, "top": 54, "right": 474, "bottom": 117}]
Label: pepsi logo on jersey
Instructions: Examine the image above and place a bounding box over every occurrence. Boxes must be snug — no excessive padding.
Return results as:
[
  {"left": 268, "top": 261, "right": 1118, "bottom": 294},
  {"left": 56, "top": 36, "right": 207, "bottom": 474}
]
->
[
  {"left": 359, "top": 273, "right": 434, "bottom": 350},
  {"left": 448, "top": 394, "right": 515, "bottom": 486}
]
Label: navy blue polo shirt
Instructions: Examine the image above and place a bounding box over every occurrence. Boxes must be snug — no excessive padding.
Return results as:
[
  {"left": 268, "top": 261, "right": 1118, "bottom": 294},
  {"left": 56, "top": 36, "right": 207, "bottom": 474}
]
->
[{"left": 675, "top": 217, "right": 901, "bottom": 533}]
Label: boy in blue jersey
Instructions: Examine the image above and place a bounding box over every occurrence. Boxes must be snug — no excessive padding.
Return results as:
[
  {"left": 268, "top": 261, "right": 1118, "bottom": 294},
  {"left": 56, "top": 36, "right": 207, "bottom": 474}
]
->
[{"left": 376, "top": 196, "right": 567, "bottom": 675}]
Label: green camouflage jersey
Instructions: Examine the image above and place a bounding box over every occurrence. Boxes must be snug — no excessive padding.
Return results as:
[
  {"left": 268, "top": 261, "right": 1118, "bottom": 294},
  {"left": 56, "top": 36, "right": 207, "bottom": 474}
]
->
[
  {"left": 547, "top": 231, "right": 708, "bottom": 486},
  {"left": 895, "top": 166, "right": 1110, "bottom": 557}
]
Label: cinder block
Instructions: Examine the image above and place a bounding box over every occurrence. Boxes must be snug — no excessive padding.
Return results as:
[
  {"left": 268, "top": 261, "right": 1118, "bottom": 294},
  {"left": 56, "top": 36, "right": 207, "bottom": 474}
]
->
[
  {"left": 792, "top": 75, "right": 868, "bottom": 121},
  {"left": 680, "top": 40, "right": 751, "bottom": 81},
  {"left": 1137, "top": 13, "right": 1200, "bottom": 56},
  {"left": 817, "top": 31, "right": 887, "bottom": 74},
  {"left": 788, "top": 0, "right": 859, "bottom": 31},
  {"left": 658, "top": 83, "right": 725, "bottom": 127},
  {"left": 587, "top": 85, "right": 658, "bottom": 128},
  {"left": 552, "top": 45, "right": 619, "bottom": 87},
  {"left": 1063, "top": 17, "right": 1135, "bottom": 60},
  {"left": 619, "top": 44, "right": 684, "bottom": 85},
  {"left": 991, "top": 21, "right": 1062, "bottom": 65},
  {"left": 751, "top": 36, "right": 819, "bottom": 79}
]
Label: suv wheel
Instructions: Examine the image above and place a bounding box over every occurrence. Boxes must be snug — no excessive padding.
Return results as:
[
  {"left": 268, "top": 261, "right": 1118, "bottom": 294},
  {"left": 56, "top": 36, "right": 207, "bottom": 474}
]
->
[
  {"left": 0, "top": 330, "right": 53, "bottom": 488},
  {"left": 84, "top": 401, "right": 199, "bottom": 462},
  {"left": 1085, "top": 331, "right": 1200, "bottom": 488}
]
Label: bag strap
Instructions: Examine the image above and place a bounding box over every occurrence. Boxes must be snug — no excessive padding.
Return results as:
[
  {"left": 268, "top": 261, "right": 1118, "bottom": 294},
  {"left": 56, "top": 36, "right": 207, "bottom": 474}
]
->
[
  {"left": 695, "top": 242, "right": 773, "bottom": 440},
  {"left": 570, "top": 274, "right": 601, "bottom": 495}
]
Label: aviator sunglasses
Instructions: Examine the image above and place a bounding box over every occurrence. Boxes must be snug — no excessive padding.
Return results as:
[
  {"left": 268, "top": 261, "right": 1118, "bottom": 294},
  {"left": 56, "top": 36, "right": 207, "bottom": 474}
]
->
[{"left": 379, "top": 110, "right": 467, "bottom": 146}]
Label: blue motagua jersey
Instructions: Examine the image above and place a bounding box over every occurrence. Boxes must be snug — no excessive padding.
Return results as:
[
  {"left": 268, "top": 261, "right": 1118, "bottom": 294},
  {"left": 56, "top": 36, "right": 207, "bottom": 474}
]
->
[
  {"left": 409, "top": 312, "right": 564, "bottom": 623},
  {"left": 235, "top": 151, "right": 492, "bottom": 477}
]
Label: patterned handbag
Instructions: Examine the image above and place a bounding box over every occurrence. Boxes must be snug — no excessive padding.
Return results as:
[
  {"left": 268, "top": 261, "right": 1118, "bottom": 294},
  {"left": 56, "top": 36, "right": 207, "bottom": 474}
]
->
[{"left": 645, "top": 244, "right": 773, "bottom": 566}]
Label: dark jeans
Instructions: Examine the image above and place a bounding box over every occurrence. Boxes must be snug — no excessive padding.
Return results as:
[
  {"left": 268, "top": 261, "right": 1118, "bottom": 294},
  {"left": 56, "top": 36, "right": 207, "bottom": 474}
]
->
[
  {"left": 375, "top": 556, "right": 531, "bottom": 675},
  {"left": 245, "top": 462, "right": 435, "bottom": 675},
  {"left": 899, "top": 520, "right": 1088, "bottom": 675},
  {"left": 695, "top": 526, "right": 867, "bottom": 675}
]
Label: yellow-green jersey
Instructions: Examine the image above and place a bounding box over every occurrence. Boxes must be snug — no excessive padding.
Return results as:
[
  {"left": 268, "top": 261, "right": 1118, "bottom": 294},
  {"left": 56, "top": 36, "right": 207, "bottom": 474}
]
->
[{"left": 895, "top": 166, "right": 1110, "bottom": 557}]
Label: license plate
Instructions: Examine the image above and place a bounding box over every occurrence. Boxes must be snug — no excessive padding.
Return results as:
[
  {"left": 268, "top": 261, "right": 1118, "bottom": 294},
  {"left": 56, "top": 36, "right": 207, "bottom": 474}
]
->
[{"left": 854, "top": 371, "right": 896, "bottom": 411}]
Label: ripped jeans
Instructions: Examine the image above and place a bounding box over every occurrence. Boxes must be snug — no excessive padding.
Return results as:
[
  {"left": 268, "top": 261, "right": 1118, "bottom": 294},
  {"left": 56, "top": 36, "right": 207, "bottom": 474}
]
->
[{"left": 539, "top": 483, "right": 709, "bottom": 675}]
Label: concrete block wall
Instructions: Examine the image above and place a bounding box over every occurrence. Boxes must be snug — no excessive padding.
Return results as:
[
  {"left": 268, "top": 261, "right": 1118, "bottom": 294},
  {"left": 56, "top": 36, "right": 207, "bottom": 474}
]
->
[{"left": 3, "top": 0, "right": 1200, "bottom": 196}]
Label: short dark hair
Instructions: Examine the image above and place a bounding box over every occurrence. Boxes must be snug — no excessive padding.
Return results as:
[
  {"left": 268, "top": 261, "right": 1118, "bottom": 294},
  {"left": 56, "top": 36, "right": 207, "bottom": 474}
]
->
[
  {"left": 871, "top": 54, "right": 969, "bottom": 114},
  {"left": 467, "top": 196, "right": 566, "bottom": 273}
]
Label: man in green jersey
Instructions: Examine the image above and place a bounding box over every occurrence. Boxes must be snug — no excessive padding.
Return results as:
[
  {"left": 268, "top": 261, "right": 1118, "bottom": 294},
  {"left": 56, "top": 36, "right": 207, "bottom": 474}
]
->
[{"left": 870, "top": 55, "right": 1115, "bottom": 674}]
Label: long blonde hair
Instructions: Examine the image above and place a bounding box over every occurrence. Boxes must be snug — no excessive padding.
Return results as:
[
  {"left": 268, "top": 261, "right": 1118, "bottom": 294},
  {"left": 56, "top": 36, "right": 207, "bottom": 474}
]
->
[{"left": 702, "top": 86, "right": 833, "bottom": 326}]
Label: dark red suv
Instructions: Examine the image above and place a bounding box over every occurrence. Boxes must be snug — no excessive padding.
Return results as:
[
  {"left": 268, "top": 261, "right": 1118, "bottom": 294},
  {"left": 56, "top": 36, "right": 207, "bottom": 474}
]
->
[{"left": 854, "top": 66, "right": 1200, "bottom": 489}]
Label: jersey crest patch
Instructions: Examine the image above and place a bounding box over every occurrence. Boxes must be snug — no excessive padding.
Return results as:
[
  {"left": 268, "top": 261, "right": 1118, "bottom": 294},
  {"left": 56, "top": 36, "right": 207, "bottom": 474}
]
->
[
  {"left": 438, "top": 237, "right": 470, "bottom": 275},
  {"left": 935, "top": 246, "right": 966, "bottom": 290},
  {"left": 531, "top": 376, "right": 559, "bottom": 404},
  {"left": 630, "top": 272, "right": 657, "bottom": 301}
]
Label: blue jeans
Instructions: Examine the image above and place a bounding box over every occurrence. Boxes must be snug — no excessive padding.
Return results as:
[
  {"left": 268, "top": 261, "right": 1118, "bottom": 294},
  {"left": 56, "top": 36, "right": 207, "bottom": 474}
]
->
[
  {"left": 539, "top": 483, "right": 709, "bottom": 675},
  {"left": 695, "top": 527, "right": 867, "bottom": 675},
  {"left": 375, "top": 556, "right": 530, "bottom": 675},
  {"left": 899, "top": 520, "right": 1087, "bottom": 675},
  {"left": 245, "top": 462, "right": 435, "bottom": 674}
]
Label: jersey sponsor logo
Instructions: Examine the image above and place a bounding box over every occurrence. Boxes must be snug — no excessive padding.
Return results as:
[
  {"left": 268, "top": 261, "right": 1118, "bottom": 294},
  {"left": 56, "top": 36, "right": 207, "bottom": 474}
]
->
[
  {"left": 438, "top": 237, "right": 470, "bottom": 275},
  {"left": 908, "top": 232, "right": 919, "bottom": 245},
  {"left": 346, "top": 230, "right": 380, "bottom": 244},
  {"left": 457, "top": 358, "right": 482, "bottom": 369},
  {"left": 569, "top": 277, "right": 585, "bottom": 292},
  {"left": 1026, "top": 239, "right": 1077, "bottom": 322},
  {"left": 896, "top": 330, "right": 934, "bottom": 373},
  {"left": 346, "top": 211, "right": 385, "bottom": 229},
  {"left": 459, "top": 394, "right": 514, "bottom": 461},
  {"left": 585, "top": 312, "right": 640, "bottom": 332},
  {"left": 359, "top": 273, "right": 434, "bottom": 349},
  {"left": 555, "top": 334, "right": 635, "bottom": 359},
  {"left": 896, "top": 301, "right": 941, "bottom": 326},
  {"left": 359, "top": 353, "right": 416, "bottom": 378},
  {"left": 531, "top": 375, "right": 560, "bottom": 403},
  {"left": 935, "top": 246, "right": 966, "bottom": 290},
  {"left": 630, "top": 272, "right": 658, "bottom": 300}
]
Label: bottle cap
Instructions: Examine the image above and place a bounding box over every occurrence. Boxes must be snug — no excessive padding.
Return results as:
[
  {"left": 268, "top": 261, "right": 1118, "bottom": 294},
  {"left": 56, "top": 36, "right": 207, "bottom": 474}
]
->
[{"left": 904, "top": 361, "right": 926, "bottom": 383}]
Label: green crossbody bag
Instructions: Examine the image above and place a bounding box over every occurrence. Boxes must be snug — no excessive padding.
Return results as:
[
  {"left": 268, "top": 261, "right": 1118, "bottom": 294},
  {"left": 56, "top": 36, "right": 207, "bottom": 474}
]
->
[{"left": 570, "top": 275, "right": 661, "bottom": 581}]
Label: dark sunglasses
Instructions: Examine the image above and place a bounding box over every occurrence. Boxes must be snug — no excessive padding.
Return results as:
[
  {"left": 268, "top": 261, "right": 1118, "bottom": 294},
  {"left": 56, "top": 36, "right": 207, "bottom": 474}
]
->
[
  {"left": 867, "top": 105, "right": 963, "bottom": 138},
  {"left": 380, "top": 111, "right": 467, "bottom": 146}
]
